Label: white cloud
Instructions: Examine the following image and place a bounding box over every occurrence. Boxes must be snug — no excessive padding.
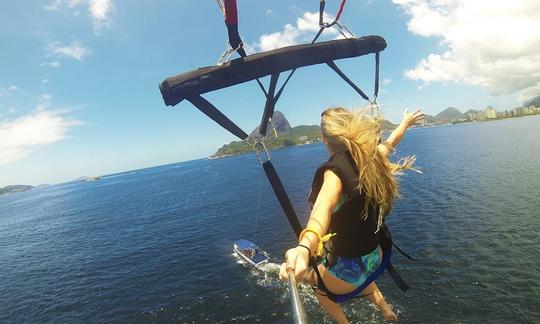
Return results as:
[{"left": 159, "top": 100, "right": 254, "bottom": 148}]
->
[
  {"left": 41, "top": 94, "right": 53, "bottom": 102},
  {"left": 250, "top": 11, "right": 339, "bottom": 52},
  {"left": 43, "top": 0, "right": 62, "bottom": 11},
  {"left": 382, "top": 78, "right": 392, "bottom": 85},
  {"left": 43, "top": 0, "right": 114, "bottom": 35},
  {"left": 393, "top": 0, "right": 540, "bottom": 100},
  {"left": 0, "top": 109, "right": 81, "bottom": 166},
  {"left": 41, "top": 61, "right": 61, "bottom": 68},
  {"left": 0, "top": 86, "right": 18, "bottom": 96},
  {"left": 89, "top": 0, "right": 114, "bottom": 35},
  {"left": 266, "top": 9, "right": 274, "bottom": 16},
  {"left": 46, "top": 41, "right": 91, "bottom": 61}
]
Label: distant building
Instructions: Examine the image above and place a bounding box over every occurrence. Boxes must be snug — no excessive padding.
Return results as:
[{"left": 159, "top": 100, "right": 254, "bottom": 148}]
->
[
  {"left": 474, "top": 111, "right": 486, "bottom": 121},
  {"left": 484, "top": 106, "right": 497, "bottom": 119}
]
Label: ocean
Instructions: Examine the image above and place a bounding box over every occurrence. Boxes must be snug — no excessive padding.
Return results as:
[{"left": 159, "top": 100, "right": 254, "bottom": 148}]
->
[{"left": 1, "top": 115, "right": 539, "bottom": 323}]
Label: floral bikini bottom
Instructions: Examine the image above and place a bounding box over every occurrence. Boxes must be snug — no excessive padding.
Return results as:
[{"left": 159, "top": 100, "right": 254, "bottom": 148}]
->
[{"left": 326, "top": 246, "right": 382, "bottom": 287}]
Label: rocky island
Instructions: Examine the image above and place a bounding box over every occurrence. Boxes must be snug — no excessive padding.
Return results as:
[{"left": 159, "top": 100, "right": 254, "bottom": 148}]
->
[
  {"left": 72, "top": 176, "right": 103, "bottom": 182},
  {"left": 0, "top": 185, "right": 35, "bottom": 196}
]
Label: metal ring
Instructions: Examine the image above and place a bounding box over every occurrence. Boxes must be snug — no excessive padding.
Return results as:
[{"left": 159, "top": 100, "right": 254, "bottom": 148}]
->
[{"left": 253, "top": 141, "right": 270, "bottom": 165}]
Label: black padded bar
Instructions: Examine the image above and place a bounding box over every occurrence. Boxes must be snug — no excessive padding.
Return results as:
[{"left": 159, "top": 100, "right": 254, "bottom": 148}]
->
[
  {"left": 326, "top": 60, "right": 370, "bottom": 101},
  {"left": 187, "top": 95, "right": 248, "bottom": 140},
  {"left": 262, "top": 161, "right": 302, "bottom": 237},
  {"left": 259, "top": 73, "right": 280, "bottom": 136},
  {"left": 160, "top": 36, "right": 387, "bottom": 106}
]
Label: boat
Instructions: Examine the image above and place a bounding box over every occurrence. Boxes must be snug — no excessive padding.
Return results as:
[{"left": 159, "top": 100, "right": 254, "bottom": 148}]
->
[{"left": 233, "top": 239, "right": 269, "bottom": 269}]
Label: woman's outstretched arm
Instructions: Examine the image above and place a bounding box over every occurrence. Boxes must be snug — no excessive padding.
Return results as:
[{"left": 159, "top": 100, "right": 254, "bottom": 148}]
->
[
  {"left": 279, "top": 170, "right": 342, "bottom": 282},
  {"left": 378, "top": 108, "right": 424, "bottom": 156}
]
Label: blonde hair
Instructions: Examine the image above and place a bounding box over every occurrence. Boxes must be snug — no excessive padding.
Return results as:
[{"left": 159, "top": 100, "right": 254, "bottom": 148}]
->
[{"left": 321, "top": 107, "right": 416, "bottom": 228}]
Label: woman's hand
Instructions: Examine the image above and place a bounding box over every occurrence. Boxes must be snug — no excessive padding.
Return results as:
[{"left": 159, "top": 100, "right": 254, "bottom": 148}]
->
[
  {"left": 279, "top": 246, "right": 311, "bottom": 282},
  {"left": 401, "top": 108, "right": 425, "bottom": 128}
]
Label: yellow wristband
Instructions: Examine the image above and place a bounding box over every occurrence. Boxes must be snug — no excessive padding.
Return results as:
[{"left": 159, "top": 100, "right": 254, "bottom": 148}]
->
[
  {"left": 299, "top": 227, "right": 336, "bottom": 257},
  {"left": 299, "top": 227, "right": 321, "bottom": 242}
]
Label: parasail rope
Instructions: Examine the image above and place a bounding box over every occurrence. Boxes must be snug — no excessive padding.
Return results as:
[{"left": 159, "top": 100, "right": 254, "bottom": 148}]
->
[{"left": 215, "top": 0, "right": 225, "bottom": 17}]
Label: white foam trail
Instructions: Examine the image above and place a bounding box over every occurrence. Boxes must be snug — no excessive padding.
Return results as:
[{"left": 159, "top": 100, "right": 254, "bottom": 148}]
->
[{"left": 259, "top": 262, "right": 280, "bottom": 274}]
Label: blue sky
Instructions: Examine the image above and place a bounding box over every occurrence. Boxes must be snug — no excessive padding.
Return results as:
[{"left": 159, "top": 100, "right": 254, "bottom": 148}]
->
[{"left": 1, "top": 0, "right": 539, "bottom": 186}]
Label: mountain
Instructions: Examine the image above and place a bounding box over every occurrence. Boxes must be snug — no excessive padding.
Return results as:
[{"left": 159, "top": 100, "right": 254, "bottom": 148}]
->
[
  {"left": 524, "top": 96, "right": 540, "bottom": 107},
  {"left": 248, "top": 111, "right": 291, "bottom": 141},
  {"left": 381, "top": 119, "right": 397, "bottom": 131},
  {"left": 211, "top": 111, "right": 321, "bottom": 158},
  {"left": 211, "top": 111, "right": 398, "bottom": 158},
  {"left": 435, "top": 107, "right": 464, "bottom": 123},
  {"left": 0, "top": 185, "right": 35, "bottom": 196},
  {"left": 464, "top": 109, "right": 480, "bottom": 115},
  {"left": 424, "top": 114, "right": 437, "bottom": 124}
]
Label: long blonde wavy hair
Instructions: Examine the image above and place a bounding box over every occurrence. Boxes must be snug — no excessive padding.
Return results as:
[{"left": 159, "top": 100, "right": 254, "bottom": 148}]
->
[{"left": 321, "top": 107, "right": 416, "bottom": 226}]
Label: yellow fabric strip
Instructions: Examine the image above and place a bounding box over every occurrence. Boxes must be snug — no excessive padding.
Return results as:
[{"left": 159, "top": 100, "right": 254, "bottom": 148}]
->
[{"left": 299, "top": 227, "right": 336, "bottom": 257}]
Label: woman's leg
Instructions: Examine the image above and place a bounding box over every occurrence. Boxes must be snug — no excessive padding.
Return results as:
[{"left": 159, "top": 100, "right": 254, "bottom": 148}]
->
[
  {"left": 310, "top": 264, "right": 397, "bottom": 321},
  {"left": 361, "top": 282, "right": 397, "bottom": 320},
  {"left": 313, "top": 288, "right": 349, "bottom": 324}
]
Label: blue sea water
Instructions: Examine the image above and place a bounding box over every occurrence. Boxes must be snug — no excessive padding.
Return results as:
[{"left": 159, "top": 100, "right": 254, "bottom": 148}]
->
[{"left": 1, "top": 116, "right": 539, "bottom": 323}]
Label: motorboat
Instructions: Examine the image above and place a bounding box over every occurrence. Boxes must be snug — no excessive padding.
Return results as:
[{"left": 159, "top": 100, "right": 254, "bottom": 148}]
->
[{"left": 233, "top": 239, "right": 269, "bottom": 269}]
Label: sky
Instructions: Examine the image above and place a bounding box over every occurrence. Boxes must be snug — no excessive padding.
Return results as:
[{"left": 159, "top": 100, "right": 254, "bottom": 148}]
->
[{"left": 1, "top": 0, "right": 539, "bottom": 186}]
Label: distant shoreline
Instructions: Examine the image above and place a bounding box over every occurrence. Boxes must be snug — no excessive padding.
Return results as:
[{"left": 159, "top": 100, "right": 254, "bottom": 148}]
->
[{"left": 3, "top": 114, "right": 538, "bottom": 189}]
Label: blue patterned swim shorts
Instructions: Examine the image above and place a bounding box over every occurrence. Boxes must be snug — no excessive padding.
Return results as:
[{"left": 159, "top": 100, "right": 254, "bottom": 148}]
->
[{"left": 327, "top": 246, "right": 382, "bottom": 287}]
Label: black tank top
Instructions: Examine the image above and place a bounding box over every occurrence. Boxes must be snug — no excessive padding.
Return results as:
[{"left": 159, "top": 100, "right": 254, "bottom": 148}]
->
[{"left": 308, "top": 151, "right": 380, "bottom": 257}]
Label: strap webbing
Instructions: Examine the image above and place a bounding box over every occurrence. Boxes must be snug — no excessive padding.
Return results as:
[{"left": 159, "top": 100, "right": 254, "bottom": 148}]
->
[
  {"left": 186, "top": 95, "right": 302, "bottom": 238},
  {"left": 187, "top": 95, "right": 248, "bottom": 141},
  {"left": 393, "top": 241, "right": 415, "bottom": 261},
  {"left": 319, "top": 0, "right": 347, "bottom": 28},
  {"left": 259, "top": 73, "right": 280, "bottom": 136},
  {"left": 319, "top": 0, "right": 325, "bottom": 26},
  {"left": 271, "top": 26, "right": 326, "bottom": 108},
  {"left": 223, "top": 0, "right": 268, "bottom": 97},
  {"left": 262, "top": 161, "right": 302, "bottom": 237},
  {"left": 335, "top": 0, "right": 347, "bottom": 22},
  {"left": 326, "top": 61, "right": 370, "bottom": 101},
  {"left": 374, "top": 51, "right": 380, "bottom": 99},
  {"left": 386, "top": 263, "right": 410, "bottom": 291}
]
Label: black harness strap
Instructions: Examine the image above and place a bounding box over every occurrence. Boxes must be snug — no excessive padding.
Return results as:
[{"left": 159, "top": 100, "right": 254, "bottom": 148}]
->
[
  {"left": 386, "top": 263, "right": 410, "bottom": 291},
  {"left": 187, "top": 95, "right": 249, "bottom": 141},
  {"left": 326, "top": 60, "right": 370, "bottom": 101},
  {"left": 269, "top": 26, "right": 326, "bottom": 116},
  {"left": 187, "top": 93, "right": 302, "bottom": 238},
  {"left": 319, "top": 0, "right": 326, "bottom": 26},
  {"left": 262, "top": 161, "right": 303, "bottom": 237},
  {"left": 393, "top": 241, "right": 415, "bottom": 261},
  {"left": 259, "top": 73, "right": 280, "bottom": 136},
  {"left": 223, "top": 0, "right": 268, "bottom": 98},
  {"left": 374, "top": 51, "right": 380, "bottom": 100}
]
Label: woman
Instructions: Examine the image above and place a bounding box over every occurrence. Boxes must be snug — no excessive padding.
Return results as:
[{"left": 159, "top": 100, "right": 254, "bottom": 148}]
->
[{"left": 279, "top": 107, "right": 424, "bottom": 323}]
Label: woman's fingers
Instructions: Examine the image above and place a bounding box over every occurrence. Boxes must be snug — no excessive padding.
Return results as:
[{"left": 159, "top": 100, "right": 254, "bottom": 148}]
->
[
  {"left": 279, "top": 247, "right": 310, "bottom": 281},
  {"left": 408, "top": 109, "right": 424, "bottom": 124},
  {"left": 279, "top": 262, "right": 288, "bottom": 280},
  {"left": 280, "top": 249, "right": 298, "bottom": 281}
]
